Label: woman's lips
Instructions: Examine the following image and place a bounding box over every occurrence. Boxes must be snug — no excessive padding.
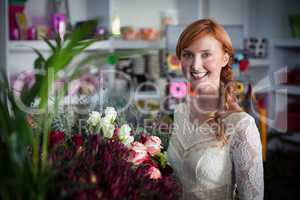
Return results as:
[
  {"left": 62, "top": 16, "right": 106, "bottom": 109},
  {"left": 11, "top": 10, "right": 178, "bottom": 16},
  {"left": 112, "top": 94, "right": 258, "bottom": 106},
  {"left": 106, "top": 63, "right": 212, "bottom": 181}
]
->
[{"left": 190, "top": 71, "right": 208, "bottom": 81}]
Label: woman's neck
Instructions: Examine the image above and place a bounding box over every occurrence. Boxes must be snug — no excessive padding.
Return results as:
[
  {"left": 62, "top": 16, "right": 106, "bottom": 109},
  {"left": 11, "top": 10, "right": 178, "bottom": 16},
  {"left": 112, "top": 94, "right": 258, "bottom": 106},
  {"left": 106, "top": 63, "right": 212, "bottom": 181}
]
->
[
  {"left": 188, "top": 85, "right": 221, "bottom": 113},
  {"left": 189, "top": 94, "right": 220, "bottom": 115}
]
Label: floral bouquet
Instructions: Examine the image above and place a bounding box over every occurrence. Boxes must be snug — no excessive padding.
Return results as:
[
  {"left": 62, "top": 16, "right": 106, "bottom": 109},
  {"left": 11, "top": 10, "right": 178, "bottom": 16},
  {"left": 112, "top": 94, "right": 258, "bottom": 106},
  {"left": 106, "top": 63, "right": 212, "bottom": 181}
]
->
[{"left": 48, "top": 107, "right": 182, "bottom": 200}]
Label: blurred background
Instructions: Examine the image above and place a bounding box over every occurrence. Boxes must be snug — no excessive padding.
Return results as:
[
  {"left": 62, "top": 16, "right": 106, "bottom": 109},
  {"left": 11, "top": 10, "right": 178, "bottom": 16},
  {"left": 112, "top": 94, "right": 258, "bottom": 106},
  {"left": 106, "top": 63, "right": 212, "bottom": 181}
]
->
[{"left": 1, "top": 0, "right": 300, "bottom": 199}]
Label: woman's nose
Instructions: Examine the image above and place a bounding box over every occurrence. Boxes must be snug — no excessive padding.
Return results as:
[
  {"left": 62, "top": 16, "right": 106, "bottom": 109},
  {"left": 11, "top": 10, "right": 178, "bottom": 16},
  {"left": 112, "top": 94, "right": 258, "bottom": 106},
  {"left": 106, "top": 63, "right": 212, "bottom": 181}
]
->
[{"left": 192, "top": 53, "right": 203, "bottom": 71}]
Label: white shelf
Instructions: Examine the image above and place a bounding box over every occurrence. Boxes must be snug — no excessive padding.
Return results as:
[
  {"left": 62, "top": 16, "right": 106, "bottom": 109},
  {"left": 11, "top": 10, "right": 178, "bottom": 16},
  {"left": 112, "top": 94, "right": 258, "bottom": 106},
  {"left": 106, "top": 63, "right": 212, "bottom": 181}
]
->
[
  {"left": 8, "top": 40, "right": 112, "bottom": 51},
  {"left": 275, "top": 85, "right": 300, "bottom": 96},
  {"left": 110, "top": 39, "right": 165, "bottom": 50},
  {"left": 9, "top": 40, "right": 55, "bottom": 51},
  {"left": 255, "top": 85, "right": 300, "bottom": 96},
  {"left": 273, "top": 38, "right": 300, "bottom": 48},
  {"left": 249, "top": 58, "right": 270, "bottom": 67},
  {"left": 8, "top": 39, "right": 165, "bottom": 52}
]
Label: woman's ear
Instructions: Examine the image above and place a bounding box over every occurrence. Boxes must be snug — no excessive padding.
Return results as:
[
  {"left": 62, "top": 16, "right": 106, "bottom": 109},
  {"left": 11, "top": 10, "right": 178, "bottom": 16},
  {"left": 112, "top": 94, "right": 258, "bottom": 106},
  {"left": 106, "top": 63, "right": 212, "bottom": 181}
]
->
[{"left": 222, "top": 53, "right": 230, "bottom": 67}]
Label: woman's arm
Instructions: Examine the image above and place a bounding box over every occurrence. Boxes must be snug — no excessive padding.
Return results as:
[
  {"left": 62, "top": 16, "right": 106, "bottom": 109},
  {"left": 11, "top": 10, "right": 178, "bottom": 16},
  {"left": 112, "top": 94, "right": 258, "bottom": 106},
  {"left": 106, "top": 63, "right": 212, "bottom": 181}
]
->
[{"left": 230, "top": 116, "right": 264, "bottom": 200}]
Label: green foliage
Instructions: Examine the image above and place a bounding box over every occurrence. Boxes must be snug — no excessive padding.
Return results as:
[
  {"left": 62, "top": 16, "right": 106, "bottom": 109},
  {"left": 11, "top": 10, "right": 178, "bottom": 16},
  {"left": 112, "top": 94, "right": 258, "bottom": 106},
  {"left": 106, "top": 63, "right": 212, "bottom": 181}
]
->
[{"left": 0, "top": 20, "right": 99, "bottom": 199}]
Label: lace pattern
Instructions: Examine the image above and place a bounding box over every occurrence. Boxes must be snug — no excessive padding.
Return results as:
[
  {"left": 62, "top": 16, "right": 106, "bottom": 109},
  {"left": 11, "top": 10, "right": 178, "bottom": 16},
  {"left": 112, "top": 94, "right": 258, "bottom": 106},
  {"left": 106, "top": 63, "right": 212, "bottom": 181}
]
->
[
  {"left": 167, "top": 103, "right": 264, "bottom": 200},
  {"left": 230, "top": 116, "right": 264, "bottom": 200}
]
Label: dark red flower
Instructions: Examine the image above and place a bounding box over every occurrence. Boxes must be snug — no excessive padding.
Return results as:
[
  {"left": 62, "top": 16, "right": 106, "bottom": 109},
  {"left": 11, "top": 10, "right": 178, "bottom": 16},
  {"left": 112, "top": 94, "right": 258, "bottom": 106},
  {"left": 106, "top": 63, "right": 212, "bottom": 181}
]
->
[
  {"left": 49, "top": 130, "right": 65, "bottom": 148},
  {"left": 89, "top": 134, "right": 101, "bottom": 151},
  {"left": 113, "top": 127, "right": 120, "bottom": 138},
  {"left": 161, "top": 164, "right": 174, "bottom": 177},
  {"left": 139, "top": 132, "right": 148, "bottom": 144},
  {"left": 72, "top": 133, "right": 84, "bottom": 149},
  {"left": 48, "top": 133, "right": 182, "bottom": 200}
]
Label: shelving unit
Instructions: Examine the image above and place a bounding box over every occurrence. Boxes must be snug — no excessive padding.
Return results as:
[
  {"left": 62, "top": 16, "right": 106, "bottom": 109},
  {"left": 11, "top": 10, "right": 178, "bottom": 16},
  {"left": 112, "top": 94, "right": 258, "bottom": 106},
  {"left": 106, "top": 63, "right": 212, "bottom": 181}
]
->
[
  {"left": 249, "top": 58, "right": 270, "bottom": 68},
  {"left": 256, "top": 84, "right": 300, "bottom": 96},
  {"left": 3, "top": 0, "right": 172, "bottom": 74},
  {"left": 246, "top": 0, "right": 300, "bottom": 135},
  {"left": 275, "top": 85, "right": 300, "bottom": 96},
  {"left": 8, "top": 39, "right": 165, "bottom": 51},
  {"left": 273, "top": 38, "right": 300, "bottom": 48}
]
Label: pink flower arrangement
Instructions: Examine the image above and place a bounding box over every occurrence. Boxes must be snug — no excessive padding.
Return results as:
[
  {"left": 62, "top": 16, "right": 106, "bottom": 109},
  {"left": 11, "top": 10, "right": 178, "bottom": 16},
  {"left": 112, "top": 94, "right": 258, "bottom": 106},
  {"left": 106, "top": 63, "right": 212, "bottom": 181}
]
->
[{"left": 47, "top": 107, "right": 182, "bottom": 199}]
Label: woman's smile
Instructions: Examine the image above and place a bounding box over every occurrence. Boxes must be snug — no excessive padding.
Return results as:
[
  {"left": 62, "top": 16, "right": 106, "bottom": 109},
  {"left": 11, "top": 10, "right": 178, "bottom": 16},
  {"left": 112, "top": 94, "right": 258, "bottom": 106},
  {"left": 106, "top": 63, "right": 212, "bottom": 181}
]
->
[{"left": 190, "top": 70, "right": 209, "bottom": 81}]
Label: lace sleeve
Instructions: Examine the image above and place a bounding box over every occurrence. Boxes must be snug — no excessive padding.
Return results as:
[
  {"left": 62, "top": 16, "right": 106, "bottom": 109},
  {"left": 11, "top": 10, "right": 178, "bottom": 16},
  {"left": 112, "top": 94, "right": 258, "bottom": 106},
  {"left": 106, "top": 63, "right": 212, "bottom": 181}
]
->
[{"left": 230, "top": 116, "right": 264, "bottom": 200}]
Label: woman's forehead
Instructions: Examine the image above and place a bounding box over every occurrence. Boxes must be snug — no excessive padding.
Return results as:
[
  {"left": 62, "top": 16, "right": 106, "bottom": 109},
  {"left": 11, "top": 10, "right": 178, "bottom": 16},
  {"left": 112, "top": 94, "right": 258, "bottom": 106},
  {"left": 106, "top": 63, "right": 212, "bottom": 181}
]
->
[{"left": 184, "top": 35, "right": 223, "bottom": 52}]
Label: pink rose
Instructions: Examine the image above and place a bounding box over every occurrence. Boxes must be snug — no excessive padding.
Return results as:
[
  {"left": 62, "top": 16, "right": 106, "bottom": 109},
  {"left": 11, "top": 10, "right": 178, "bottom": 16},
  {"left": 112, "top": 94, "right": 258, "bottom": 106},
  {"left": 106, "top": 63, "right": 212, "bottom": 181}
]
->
[
  {"left": 144, "top": 136, "right": 162, "bottom": 156},
  {"left": 147, "top": 166, "right": 162, "bottom": 180},
  {"left": 127, "top": 142, "right": 149, "bottom": 165}
]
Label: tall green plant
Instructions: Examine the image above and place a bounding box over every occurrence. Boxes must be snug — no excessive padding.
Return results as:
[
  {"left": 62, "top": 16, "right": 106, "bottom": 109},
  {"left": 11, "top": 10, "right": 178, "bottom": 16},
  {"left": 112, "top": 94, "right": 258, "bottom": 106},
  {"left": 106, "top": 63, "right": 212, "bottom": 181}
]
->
[{"left": 0, "top": 19, "right": 99, "bottom": 199}]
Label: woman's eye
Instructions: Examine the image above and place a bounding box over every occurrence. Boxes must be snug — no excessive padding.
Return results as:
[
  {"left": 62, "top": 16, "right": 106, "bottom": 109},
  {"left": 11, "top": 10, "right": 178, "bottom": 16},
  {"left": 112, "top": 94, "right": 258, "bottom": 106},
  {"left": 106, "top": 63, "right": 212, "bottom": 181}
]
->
[
  {"left": 201, "top": 52, "right": 210, "bottom": 58},
  {"left": 182, "top": 52, "right": 193, "bottom": 59}
]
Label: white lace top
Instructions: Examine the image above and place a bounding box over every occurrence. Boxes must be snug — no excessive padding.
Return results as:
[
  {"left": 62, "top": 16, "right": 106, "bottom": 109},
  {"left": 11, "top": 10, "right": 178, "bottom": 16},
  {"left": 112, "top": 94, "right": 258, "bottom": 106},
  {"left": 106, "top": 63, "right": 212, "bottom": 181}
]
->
[{"left": 167, "top": 103, "right": 264, "bottom": 200}]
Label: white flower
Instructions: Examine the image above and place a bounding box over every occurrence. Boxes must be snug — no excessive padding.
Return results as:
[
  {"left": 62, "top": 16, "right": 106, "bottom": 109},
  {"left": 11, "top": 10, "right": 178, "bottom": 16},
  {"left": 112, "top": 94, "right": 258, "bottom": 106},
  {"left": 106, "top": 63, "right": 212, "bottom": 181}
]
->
[
  {"left": 100, "top": 116, "right": 112, "bottom": 127},
  {"left": 118, "top": 124, "right": 131, "bottom": 141},
  {"left": 118, "top": 124, "right": 134, "bottom": 146},
  {"left": 122, "top": 136, "right": 134, "bottom": 146},
  {"left": 104, "top": 107, "right": 117, "bottom": 124},
  {"left": 87, "top": 111, "right": 102, "bottom": 127},
  {"left": 102, "top": 123, "right": 115, "bottom": 138}
]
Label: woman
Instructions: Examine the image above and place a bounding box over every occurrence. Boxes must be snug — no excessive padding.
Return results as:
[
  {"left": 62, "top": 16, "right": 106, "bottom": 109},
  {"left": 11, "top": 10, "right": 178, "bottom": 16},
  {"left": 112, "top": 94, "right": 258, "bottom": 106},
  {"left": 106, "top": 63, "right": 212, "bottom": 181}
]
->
[{"left": 167, "top": 19, "right": 264, "bottom": 200}]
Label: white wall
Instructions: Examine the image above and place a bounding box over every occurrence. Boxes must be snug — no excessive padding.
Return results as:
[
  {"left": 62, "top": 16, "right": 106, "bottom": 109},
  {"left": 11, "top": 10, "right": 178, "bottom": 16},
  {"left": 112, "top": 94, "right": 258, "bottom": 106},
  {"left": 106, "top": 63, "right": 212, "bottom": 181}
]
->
[
  {"left": 177, "top": 0, "right": 200, "bottom": 26},
  {"left": 113, "top": 0, "right": 177, "bottom": 29},
  {"left": 247, "top": 0, "right": 300, "bottom": 38},
  {"left": 207, "top": 0, "right": 245, "bottom": 25}
]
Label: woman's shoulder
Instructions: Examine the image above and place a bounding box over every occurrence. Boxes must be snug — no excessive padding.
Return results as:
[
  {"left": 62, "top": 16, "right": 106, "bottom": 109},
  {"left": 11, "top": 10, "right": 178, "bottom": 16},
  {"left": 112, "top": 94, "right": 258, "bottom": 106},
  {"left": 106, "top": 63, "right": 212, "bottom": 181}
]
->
[{"left": 224, "top": 111, "right": 257, "bottom": 131}]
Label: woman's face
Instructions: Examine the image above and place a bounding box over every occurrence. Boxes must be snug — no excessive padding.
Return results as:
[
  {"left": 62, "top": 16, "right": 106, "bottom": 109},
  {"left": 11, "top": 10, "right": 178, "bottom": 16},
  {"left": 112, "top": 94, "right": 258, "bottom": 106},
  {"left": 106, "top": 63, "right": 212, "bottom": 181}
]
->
[{"left": 180, "top": 35, "right": 229, "bottom": 94}]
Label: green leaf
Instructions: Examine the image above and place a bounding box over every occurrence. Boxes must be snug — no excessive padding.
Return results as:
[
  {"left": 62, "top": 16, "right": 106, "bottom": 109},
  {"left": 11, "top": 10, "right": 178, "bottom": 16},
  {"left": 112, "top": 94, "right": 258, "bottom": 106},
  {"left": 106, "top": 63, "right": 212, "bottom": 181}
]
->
[
  {"left": 41, "top": 36, "right": 56, "bottom": 52},
  {"left": 32, "top": 48, "right": 46, "bottom": 63},
  {"left": 153, "top": 152, "right": 168, "bottom": 168},
  {"left": 64, "top": 19, "right": 98, "bottom": 50}
]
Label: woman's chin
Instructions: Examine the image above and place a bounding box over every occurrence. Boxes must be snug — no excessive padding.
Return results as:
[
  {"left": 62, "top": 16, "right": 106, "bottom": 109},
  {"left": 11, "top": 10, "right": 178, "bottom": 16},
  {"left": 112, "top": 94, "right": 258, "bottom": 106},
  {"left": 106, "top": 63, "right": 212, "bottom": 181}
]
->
[{"left": 190, "top": 81, "right": 219, "bottom": 96}]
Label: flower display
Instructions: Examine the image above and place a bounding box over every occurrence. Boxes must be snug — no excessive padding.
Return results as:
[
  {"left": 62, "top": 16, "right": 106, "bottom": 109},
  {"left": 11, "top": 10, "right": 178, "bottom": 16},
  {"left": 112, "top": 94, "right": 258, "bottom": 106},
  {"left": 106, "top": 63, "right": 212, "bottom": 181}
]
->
[{"left": 47, "top": 107, "right": 182, "bottom": 199}]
